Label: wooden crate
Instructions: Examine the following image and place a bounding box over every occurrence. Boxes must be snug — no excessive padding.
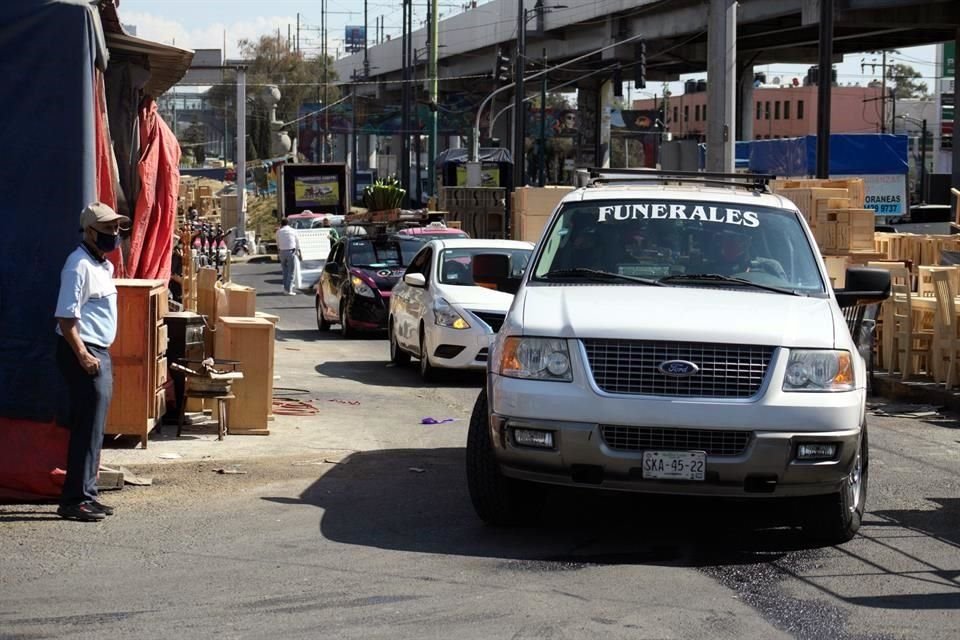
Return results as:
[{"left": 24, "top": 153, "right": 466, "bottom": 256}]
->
[
  {"left": 777, "top": 187, "right": 849, "bottom": 228},
  {"left": 817, "top": 209, "right": 874, "bottom": 252},
  {"left": 214, "top": 317, "right": 275, "bottom": 434},
  {"left": 223, "top": 282, "right": 256, "bottom": 317},
  {"left": 512, "top": 187, "right": 572, "bottom": 241}
]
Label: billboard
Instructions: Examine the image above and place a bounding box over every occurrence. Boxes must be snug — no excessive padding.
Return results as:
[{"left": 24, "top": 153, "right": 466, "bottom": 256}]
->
[
  {"left": 294, "top": 176, "right": 340, "bottom": 208},
  {"left": 345, "top": 26, "right": 366, "bottom": 53}
]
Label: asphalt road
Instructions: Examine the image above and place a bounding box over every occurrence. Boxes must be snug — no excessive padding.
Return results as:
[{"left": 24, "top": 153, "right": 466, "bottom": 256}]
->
[{"left": 1, "top": 262, "right": 958, "bottom": 640}]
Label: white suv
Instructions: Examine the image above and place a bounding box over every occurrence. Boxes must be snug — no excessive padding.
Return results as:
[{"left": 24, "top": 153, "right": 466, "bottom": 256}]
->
[{"left": 466, "top": 171, "right": 890, "bottom": 544}]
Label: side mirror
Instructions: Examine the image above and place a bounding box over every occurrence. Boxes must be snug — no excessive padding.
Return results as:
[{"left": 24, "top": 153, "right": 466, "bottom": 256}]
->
[
  {"left": 473, "top": 253, "right": 522, "bottom": 294},
  {"left": 404, "top": 272, "right": 427, "bottom": 288},
  {"left": 835, "top": 267, "right": 892, "bottom": 307},
  {"left": 324, "top": 262, "right": 341, "bottom": 276}
]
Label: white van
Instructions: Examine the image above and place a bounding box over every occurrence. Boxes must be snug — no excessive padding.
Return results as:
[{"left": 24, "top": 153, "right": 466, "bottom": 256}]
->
[{"left": 466, "top": 170, "right": 890, "bottom": 544}]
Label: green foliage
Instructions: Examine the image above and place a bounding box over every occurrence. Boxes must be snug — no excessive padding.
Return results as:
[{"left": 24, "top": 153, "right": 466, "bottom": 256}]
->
[
  {"left": 362, "top": 177, "right": 406, "bottom": 211},
  {"left": 886, "top": 63, "right": 928, "bottom": 99}
]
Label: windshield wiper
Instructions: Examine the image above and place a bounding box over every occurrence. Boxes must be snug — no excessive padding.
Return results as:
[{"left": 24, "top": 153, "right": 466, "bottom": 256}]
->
[
  {"left": 541, "top": 268, "right": 664, "bottom": 286},
  {"left": 659, "top": 273, "right": 805, "bottom": 296}
]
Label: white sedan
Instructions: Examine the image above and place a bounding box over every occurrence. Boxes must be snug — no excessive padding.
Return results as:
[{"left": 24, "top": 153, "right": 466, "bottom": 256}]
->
[{"left": 389, "top": 238, "right": 534, "bottom": 380}]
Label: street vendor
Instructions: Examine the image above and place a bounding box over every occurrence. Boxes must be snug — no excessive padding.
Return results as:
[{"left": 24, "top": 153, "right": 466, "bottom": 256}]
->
[{"left": 53, "top": 202, "right": 129, "bottom": 522}]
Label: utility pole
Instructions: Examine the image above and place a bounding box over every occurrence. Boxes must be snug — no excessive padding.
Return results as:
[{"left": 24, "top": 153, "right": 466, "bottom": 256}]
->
[
  {"left": 920, "top": 118, "right": 927, "bottom": 203},
  {"left": 539, "top": 48, "right": 547, "bottom": 186},
  {"left": 815, "top": 0, "right": 833, "bottom": 179},
  {"left": 321, "top": 0, "right": 328, "bottom": 162},
  {"left": 296, "top": 13, "right": 300, "bottom": 54},
  {"left": 880, "top": 49, "right": 887, "bottom": 133},
  {"left": 401, "top": 0, "right": 411, "bottom": 206},
  {"left": 705, "top": 0, "right": 736, "bottom": 172},
  {"left": 428, "top": 0, "right": 439, "bottom": 202},
  {"left": 236, "top": 66, "right": 247, "bottom": 233},
  {"left": 513, "top": 0, "right": 527, "bottom": 188},
  {"left": 364, "top": 0, "right": 370, "bottom": 78}
]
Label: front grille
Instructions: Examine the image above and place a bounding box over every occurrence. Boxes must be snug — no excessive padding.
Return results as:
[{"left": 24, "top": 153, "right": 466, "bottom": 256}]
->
[
  {"left": 582, "top": 339, "right": 773, "bottom": 398},
  {"left": 476, "top": 348, "right": 489, "bottom": 362},
  {"left": 472, "top": 311, "right": 506, "bottom": 333},
  {"left": 600, "top": 425, "right": 752, "bottom": 456},
  {"left": 434, "top": 344, "right": 465, "bottom": 359}
]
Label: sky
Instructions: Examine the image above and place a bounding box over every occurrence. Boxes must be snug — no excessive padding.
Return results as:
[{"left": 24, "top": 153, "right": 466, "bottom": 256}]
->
[{"left": 121, "top": 0, "right": 947, "bottom": 99}]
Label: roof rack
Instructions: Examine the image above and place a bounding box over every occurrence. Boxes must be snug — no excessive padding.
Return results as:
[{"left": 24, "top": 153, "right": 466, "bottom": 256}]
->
[{"left": 578, "top": 168, "right": 775, "bottom": 192}]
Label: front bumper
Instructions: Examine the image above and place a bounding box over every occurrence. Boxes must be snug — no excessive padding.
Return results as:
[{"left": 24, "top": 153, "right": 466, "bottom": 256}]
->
[
  {"left": 489, "top": 411, "right": 860, "bottom": 497},
  {"left": 346, "top": 294, "right": 389, "bottom": 330},
  {"left": 425, "top": 324, "right": 493, "bottom": 370}
]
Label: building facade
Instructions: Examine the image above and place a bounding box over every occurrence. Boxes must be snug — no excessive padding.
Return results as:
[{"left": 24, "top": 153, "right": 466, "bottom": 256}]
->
[{"left": 633, "top": 84, "right": 885, "bottom": 140}]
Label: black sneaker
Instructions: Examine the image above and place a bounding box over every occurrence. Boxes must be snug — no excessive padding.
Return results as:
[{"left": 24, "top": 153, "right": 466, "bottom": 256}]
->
[
  {"left": 57, "top": 502, "right": 106, "bottom": 522},
  {"left": 91, "top": 500, "right": 114, "bottom": 516}
]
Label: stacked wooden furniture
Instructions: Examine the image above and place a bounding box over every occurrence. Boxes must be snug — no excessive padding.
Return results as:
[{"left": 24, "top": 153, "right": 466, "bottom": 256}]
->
[
  {"left": 106, "top": 279, "right": 169, "bottom": 448},
  {"left": 931, "top": 270, "right": 960, "bottom": 388},
  {"left": 214, "top": 317, "right": 275, "bottom": 435},
  {"left": 771, "top": 178, "right": 881, "bottom": 267},
  {"left": 512, "top": 186, "right": 574, "bottom": 242}
]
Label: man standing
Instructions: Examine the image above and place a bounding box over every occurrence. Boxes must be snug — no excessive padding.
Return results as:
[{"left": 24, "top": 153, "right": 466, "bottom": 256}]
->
[
  {"left": 276, "top": 218, "right": 301, "bottom": 296},
  {"left": 54, "top": 202, "right": 129, "bottom": 522}
]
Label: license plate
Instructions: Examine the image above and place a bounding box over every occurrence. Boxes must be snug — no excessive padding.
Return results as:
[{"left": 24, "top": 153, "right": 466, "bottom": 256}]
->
[{"left": 641, "top": 450, "right": 706, "bottom": 481}]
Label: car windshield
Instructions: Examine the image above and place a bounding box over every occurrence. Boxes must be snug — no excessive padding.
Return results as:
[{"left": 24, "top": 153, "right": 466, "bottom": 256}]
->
[
  {"left": 407, "top": 231, "right": 469, "bottom": 241},
  {"left": 288, "top": 218, "right": 317, "bottom": 229},
  {"left": 531, "top": 200, "right": 826, "bottom": 295},
  {"left": 347, "top": 239, "right": 411, "bottom": 268},
  {"left": 438, "top": 247, "right": 532, "bottom": 286}
]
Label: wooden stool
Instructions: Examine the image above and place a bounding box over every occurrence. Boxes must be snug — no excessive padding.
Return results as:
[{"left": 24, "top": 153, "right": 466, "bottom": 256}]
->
[{"left": 178, "top": 390, "right": 235, "bottom": 440}]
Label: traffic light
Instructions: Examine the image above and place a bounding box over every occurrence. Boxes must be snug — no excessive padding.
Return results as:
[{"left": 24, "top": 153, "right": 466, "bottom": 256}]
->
[
  {"left": 493, "top": 45, "right": 511, "bottom": 84},
  {"left": 634, "top": 40, "right": 646, "bottom": 89},
  {"left": 613, "top": 66, "right": 623, "bottom": 97}
]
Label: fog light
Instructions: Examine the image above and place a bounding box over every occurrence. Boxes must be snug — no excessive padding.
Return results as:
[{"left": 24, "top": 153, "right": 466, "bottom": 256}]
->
[
  {"left": 512, "top": 428, "right": 554, "bottom": 449},
  {"left": 797, "top": 443, "right": 837, "bottom": 460}
]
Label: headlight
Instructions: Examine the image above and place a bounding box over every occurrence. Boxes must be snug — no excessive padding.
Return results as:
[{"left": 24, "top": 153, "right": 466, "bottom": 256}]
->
[
  {"left": 499, "top": 337, "right": 572, "bottom": 381},
  {"left": 351, "top": 275, "right": 375, "bottom": 298},
  {"left": 433, "top": 297, "right": 470, "bottom": 329},
  {"left": 783, "top": 349, "right": 854, "bottom": 391}
]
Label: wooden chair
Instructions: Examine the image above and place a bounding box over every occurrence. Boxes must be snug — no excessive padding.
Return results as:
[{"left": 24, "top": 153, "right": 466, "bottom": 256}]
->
[
  {"left": 866, "top": 263, "right": 911, "bottom": 371},
  {"left": 823, "top": 256, "right": 847, "bottom": 289},
  {"left": 890, "top": 280, "right": 933, "bottom": 379},
  {"left": 931, "top": 270, "right": 960, "bottom": 389},
  {"left": 917, "top": 266, "right": 960, "bottom": 298}
]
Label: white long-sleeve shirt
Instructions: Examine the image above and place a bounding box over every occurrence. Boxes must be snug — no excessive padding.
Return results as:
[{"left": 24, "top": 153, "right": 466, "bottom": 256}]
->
[{"left": 276, "top": 226, "right": 301, "bottom": 252}]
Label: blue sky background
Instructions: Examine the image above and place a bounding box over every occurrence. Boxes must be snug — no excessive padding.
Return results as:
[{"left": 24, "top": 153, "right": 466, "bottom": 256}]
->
[{"left": 122, "top": 0, "right": 946, "bottom": 100}]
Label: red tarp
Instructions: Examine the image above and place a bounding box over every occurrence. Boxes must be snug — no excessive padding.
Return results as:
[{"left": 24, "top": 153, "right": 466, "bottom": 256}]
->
[{"left": 125, "top": 97, "right": 180, "bottom": 280}]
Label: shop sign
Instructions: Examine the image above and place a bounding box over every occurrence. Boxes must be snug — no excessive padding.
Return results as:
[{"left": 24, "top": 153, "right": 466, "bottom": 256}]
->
[
  {"left": 944, "top": 41, "right": 955, "bottom": 79},
  {"left": 835, "top": 174, "right": 907, "bottom": 216}
]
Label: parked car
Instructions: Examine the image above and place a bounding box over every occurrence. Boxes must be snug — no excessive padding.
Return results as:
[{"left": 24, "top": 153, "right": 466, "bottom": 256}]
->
[
  {"left": 389, "top": 239, "right": 534, "bottom": 381},
  {"left": 392, "top": 223, "right": 470, "bottom": 244},
  {"left": 465, "top": 171, "right": 890, "bottom": 544},
  {"left": 316, "top": 235, "right": 414, "bottom": 337}
]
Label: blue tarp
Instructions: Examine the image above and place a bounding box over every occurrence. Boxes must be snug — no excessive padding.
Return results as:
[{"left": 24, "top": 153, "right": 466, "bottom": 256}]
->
[
  {"left": 0, "top": 0, "right": 104, "bottom": 423},
  {"left": 747, "top": 134, "right": 908, "bottom": 176}
]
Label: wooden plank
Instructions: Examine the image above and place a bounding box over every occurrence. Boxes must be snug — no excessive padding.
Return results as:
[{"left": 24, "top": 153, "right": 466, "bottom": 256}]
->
[{"left": 215, "top": 317, "right": 274, "bottom": 432}]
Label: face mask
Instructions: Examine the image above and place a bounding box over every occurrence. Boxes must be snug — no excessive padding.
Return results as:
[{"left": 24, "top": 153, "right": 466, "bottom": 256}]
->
[{"left": 94, "top": 230, "right": 120, "bottom": 253}]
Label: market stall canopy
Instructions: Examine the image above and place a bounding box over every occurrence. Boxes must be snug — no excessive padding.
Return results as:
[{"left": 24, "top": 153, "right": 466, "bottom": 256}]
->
[{"left": 99, "top": 1, "right": 194, "bottom": 97}]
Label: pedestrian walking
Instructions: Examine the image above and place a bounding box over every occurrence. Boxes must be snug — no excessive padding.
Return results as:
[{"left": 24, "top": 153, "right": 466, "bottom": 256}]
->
[
  {"left": 277, "top": 218, "right": 301, "bottom": 296},
  {"left": 54, "top": 202, "right": 129, "bottom": 522}
]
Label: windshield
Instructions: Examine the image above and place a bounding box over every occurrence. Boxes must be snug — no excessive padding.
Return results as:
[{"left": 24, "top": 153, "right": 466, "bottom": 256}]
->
[
  {"left": 347, "top": 239, "right": 412, "bottom": 268},
  {"left": 438, "top": 247, "right": 532, "bottom": 286},
  {"left": 532, "top": 200, "right": 825, "bottom": 295},
  {"left": 288, "top": 218, "right": 317, "bottom": 229}
]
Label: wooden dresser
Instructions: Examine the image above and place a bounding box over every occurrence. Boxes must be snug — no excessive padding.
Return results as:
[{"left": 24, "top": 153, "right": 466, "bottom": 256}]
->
[
  {"left": 106, "top": 279, "right": 169, "bottom": 447},
  {"left": 214, "top": 316, "right": 274, "bottom": 434}
]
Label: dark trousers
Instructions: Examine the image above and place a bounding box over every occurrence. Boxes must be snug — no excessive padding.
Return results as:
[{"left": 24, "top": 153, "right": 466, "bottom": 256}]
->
[{"left": 56, "top": 337, "right": 113, "bottom": 506}]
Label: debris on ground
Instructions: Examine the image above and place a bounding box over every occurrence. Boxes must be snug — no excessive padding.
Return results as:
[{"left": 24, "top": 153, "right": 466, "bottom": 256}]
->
[
  {"left": 869, "top": 403, "right": 944, "bottom": 418},
  {"left": 158, "top": 453, "right": 182, "bottom": 460},
  {"left": 327, "top": 399, "right": 360, "bottom": 406},
  {"left": 119, "top": 466, "right": 153, "bottom": 486},
  {"left": 273, "top": 398, "right": 319, "bottom": 416},
  {"left": 421, "top": 417, "right": 458, "bottom": 424},
  {"left": 408, "top": 467, "right": 426, "bottom": 473},
  {"left": 213, "top": 467, "right": 247, "bottom": 475}
]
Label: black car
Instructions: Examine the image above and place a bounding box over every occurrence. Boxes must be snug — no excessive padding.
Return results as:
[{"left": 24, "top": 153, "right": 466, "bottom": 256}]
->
[{"left": 316, "top": 236, "right": 411, "bottom": 337}]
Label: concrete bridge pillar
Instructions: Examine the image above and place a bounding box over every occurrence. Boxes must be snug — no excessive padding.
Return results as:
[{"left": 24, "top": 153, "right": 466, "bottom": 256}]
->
[{"left": 737, "top": 64, "right": 754, "bottom": 143}]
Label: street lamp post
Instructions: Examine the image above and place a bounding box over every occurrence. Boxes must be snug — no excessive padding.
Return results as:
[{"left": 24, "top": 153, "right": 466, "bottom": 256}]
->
[{"left": 512, "top": 0, "right": 527, "bottom": 189}]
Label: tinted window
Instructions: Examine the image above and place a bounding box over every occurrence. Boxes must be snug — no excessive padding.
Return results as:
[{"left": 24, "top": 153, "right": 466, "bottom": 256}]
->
[
  {"left": 438, "top": 248, "right": 532, "bottom": 286},
  {"left": 346, "top": 239, "right": 412, "bottom": 268},
  {"left": 532, "top": 200, "right": 825, "bottom": 295}
]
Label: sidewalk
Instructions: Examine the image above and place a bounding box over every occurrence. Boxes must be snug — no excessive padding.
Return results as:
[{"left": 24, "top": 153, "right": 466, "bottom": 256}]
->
[{"left": 871, "top": 372, "right": 960, "bottom": 413}]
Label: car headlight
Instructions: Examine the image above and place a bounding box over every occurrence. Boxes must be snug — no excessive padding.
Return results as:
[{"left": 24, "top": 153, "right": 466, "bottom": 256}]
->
[
  {"left": 783, "top": 349, "right": 854, "bottom": 391},
  {"left": 433, "top": 297, "right": 470, "bottom": 329},
  {"left": 499, "top": 337, "right": 572, "bottom": 381},
  {"left": 351, "top": 275, "right": 375, "bottom": 298}
]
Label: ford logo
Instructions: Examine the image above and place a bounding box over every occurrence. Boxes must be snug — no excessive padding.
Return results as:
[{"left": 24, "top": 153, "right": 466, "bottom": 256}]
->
[{"left": 658, "top": 360, "right": 700, "bottom": 377}]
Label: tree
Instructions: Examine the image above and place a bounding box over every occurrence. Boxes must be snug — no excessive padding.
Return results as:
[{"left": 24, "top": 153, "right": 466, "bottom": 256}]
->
[
  {"left": 886, "top": 63, "right": 928, "bottom": 99},
  {"left": 205, "top": 35, "right": 340, "bottom": 161},
  {"left": 179, "top": 121, "right": 206, "bottom": 166}
]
